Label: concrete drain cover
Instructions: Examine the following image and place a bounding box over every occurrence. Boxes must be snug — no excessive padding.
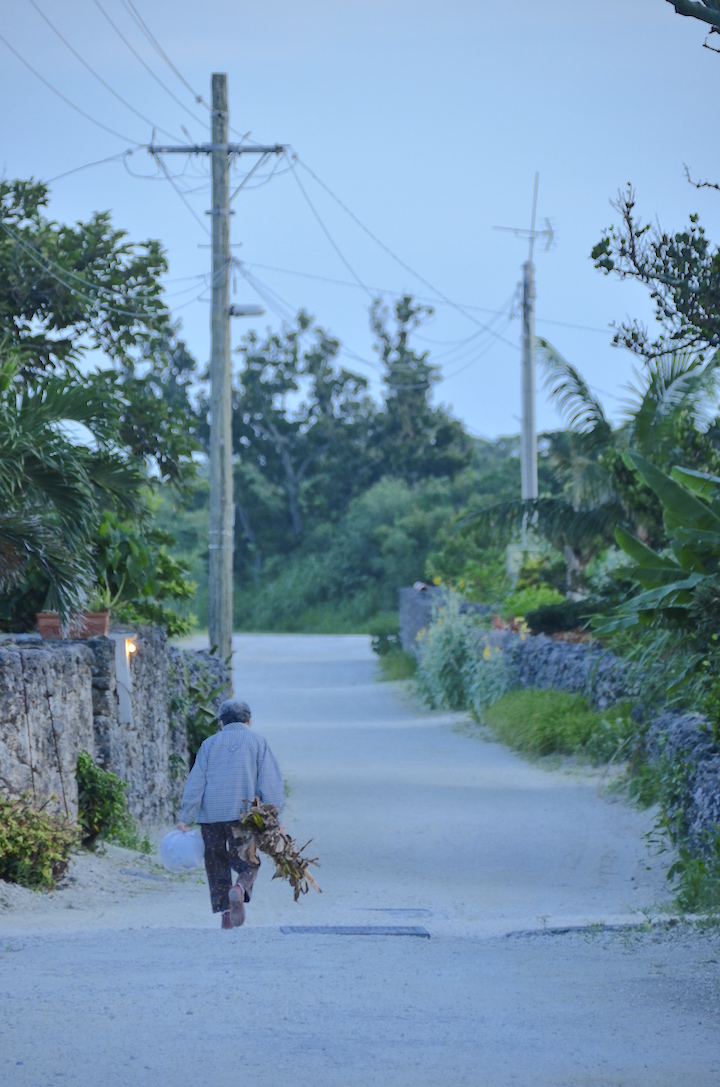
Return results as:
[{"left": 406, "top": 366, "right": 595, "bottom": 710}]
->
[{"left": 280, "top": 925, "right": 430, "bottom": 938}]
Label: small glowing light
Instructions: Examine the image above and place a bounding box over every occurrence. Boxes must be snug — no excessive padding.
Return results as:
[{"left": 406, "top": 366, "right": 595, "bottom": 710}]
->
[{"left": 126, "top": 639, "right": 137, "bottom": 654}]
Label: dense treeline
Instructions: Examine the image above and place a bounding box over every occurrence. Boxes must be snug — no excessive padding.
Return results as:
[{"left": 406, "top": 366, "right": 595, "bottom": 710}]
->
[{"left": 160, "top": 298, "right": 535, "bottom": 631}]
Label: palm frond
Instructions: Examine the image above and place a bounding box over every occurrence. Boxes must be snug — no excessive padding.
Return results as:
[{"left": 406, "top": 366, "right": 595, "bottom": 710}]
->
[
  {"left": 460, "top": 496, "right": 622, "bottom": 555},
  {"left": 627, "top": 350, "right": 720, "bottom": 453},
  {"left": 0, "top": 511, "right": 91, "bottom": 618},
  {"left": 536, "top": 338, "right": 612, "bottom": 443}
]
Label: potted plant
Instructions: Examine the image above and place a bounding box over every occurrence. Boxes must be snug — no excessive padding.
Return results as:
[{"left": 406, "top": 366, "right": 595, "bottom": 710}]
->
[{"left": 36, "top": 573, "right": 117, "bottom": 639}]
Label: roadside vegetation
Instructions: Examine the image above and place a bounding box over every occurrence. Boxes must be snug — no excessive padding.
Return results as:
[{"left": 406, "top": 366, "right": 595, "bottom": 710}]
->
[
  {"left": 482, "top": 691, "right": 635, "bottom": 765},
  {"left": 410, "top": 177, "right": 720, "bottom": 914}
]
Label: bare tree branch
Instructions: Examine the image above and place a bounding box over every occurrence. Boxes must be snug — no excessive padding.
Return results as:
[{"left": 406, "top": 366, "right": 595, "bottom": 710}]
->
[{"left": 685, "top": 164, "right": 720, "bottom": 192}]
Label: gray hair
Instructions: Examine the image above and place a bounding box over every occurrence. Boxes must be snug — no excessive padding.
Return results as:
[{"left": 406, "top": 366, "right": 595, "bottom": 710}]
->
[{"left": 218, "top": 699, "right": 252, "bottom": 726}]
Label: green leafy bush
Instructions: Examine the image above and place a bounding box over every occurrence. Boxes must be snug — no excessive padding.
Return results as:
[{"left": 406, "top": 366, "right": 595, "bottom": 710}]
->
[
  {"left": 483, "top": 689, "right": 635, "bottom": 763},
  {"left": 376, "top": 649, "right": 417, "bottom": 681},
  {"left": 502, "top": 584, "right": 565, "bottom": 617},
  {"left": 0, "top": 794, "right": 79, "bottom": 890},
  {"left": 76, "top": 751, "right": 150, "bottom": 852},
  {"left": 626, "top": 740, "right": 720, "bottom": 913},
  {"left": 169, "top": 659, "right": 227, "bottom": 769},
  {"left": 415, "top": 592, "right": 506, "bottom": 716},
  {"left": 667, "top": 831, "right": 720, "bottom": 912},
  {"left": 92, "top": 511, "right": 196, "bottom": 638}
]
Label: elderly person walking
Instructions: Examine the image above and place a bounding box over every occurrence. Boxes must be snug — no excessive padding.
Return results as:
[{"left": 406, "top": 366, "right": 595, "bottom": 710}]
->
[{"left": 177, "top": 698, "right": 286, "bottom": 930}]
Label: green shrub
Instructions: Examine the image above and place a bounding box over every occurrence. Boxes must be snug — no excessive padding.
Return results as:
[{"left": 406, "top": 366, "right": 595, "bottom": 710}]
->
[
  {"left": 416, "top": 592, "right": 480, "bottom": 710},
  {"left": 377, "top": 649, "right": 417, "bottom": 681},
  {"left": 0, "top": 794, "right": 79, "bottom": 890},
  {"left": 583, "top": 704, "right": 636, "bottom": 763},
  {"left": 76, "top": 751, "right": 150, "bottom": 852},
  {"left": 169, "top": 660, "right": 227, "bottom": 769},
  {"left": 667, "top": 830, "right": 720, "bottom": 913},
  {"left": 483, "top": 689, "right": 636, "bottom": 763},
  {"left": 502, "top": 584, "right": 565, "bottom": 617},
  {"left": 415, "top": 592, "right": 507, "bottom": 716},
  {"left": 624, "top": 740, "right": 720, "bottom": 914}
]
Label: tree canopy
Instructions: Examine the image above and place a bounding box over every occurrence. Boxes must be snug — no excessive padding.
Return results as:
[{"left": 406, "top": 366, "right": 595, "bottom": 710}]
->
[
  {"left": 0, "top": 178, "right": 199, "bottom": 483},
  {"left": 0, "top": 179, "right": 199, "bottom": 628}
]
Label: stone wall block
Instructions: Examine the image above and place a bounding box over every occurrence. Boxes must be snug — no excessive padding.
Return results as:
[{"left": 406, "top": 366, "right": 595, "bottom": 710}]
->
[
  {"left": 0, "top": 629, "right": 230, "bottom": 828},
  {"left": 0, "top": 644, "right": 94, "bottom": 818}
]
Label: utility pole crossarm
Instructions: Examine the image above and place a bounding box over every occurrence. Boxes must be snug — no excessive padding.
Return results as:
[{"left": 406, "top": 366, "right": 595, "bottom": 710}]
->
[{"left": 148, "top": 143, "right": 286, "bottom": 155}]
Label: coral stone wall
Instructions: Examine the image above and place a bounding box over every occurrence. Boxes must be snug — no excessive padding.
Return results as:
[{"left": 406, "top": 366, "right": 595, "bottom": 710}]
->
[
  {"left": 645, "top": 712, "right": 720, "bottom": 855},
  {"left": 0, "top": 636, "right": 94, "bottom": 819},
  {"left": 498, "top": 633, "right": 628, "bottom": 711},
  {"left": 0, "top": 630, "right": 231, "bottom": 826}
]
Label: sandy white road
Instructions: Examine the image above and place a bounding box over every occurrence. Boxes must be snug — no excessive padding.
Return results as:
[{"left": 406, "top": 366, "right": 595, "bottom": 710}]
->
[{"left": 1, "top": 633, "right": 718, "bottom": 1086}]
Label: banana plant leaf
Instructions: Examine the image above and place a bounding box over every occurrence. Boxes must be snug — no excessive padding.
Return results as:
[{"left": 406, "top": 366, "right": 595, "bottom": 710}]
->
[
  {"left": 627, "top": 451, "right": 720, "bottom": 533},
  {"left": 671, "top": 465, "right": 720, "bottom": 505}
]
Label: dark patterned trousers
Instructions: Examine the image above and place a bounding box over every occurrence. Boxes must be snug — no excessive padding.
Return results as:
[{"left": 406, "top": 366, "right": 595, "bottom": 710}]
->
[{"left": 200, "top": 822, "right": 261, "bottom": 914}]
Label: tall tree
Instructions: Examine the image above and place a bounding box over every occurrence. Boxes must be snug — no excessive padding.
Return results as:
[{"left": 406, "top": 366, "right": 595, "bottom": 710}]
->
[
  {"left": 371, "top": 296, "right": 473, "bottom": 483},
  {"left": 0, "top": 351, "right": 144, "bottom": 625},
  {"left": 231, "top": 311, "right": 376, "bottom": 553},
  {"left": 591, "top": 186, "right": 720, "bottom": 364},
  {"left": 0, "top": 179, "right": 199, "bottom": 483}
]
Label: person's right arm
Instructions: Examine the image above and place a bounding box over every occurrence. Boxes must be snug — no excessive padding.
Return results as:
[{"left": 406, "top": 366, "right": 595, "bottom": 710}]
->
[
  {"left": 256, "top": 740, "right": 286, "bottom": 814},
  {"left": 179, "top": 741, "right": 210, "bottom": 827}
]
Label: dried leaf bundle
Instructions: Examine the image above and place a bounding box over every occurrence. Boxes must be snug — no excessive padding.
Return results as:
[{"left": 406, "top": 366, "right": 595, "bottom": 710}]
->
[{"left": 234, "top": 799, "right": 321, "bottom": 902}]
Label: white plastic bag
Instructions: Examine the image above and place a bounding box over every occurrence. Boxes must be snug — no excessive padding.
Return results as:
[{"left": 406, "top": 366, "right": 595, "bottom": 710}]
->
[{"left": 160, "top": 828, "right": 205, "bottom": 873}]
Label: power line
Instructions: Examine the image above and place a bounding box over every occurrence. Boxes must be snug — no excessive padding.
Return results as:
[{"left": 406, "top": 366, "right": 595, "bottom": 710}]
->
[
  {"left": 289, "top": 161, "right": 375, "bottom": 301},
  {"left": 291, "top": 154, "right": 517, "bottom": 348},
  {"left": 117, "top": 0, "right": 264, "bottom": 151},
  {"left": 243, "top": 259, "right": 519, "bottom": 353},
  {"left": 151, "top": 154, "right": 210, "bottom": 235},
  {"left": 120, "top": 0, "right": 205, "bottom": 105},
  {"left": 44, "top": 150, "right": 135, "bottom": 184},
  {"left": 536, "top": 315, "right": 609, "bottom": 335},
  {"left": 233, "top": 262, "right": 295, "bottom": 323},
  {"left": 92, "top": 0, "right": 206, "bottom": 130},
  {"left": 0, "top": 30, "right": 141, "bottom": 144},
  {"left": 27, "top": 0, "right": 182, "bottom": 143},
  {"left": 243, "top": 260, "right": 610, "bottom": 338}
]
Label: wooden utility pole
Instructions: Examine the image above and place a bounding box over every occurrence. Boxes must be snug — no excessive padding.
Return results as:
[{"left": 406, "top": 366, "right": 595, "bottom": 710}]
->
[
  {"left": 208, "top": 73, "right": 233, "bottom": 660},
  {"left": 149, "top": 75, "right": 283, "bottom": 661}
]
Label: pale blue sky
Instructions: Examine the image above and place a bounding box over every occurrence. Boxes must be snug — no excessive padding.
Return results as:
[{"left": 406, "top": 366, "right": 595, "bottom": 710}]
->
[{"left": 2, "top": 0, "right": 719, "bottom": 438}]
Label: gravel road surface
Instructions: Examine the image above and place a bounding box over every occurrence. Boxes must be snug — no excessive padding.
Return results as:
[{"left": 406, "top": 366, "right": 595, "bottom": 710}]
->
[{"left": 1, "top": 633, "right": 718, "bottom": 1086}]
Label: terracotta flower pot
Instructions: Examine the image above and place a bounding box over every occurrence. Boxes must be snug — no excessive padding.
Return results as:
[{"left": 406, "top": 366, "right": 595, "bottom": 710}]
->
[
  {"left": 74, "top": 611, "right": 111, "bottom": 637},
  {"left": 36, "top": 610, "right": 110, "bottom": 639},
  {"left": 36, "top": 611, "right": 63, "bottom": 638}
]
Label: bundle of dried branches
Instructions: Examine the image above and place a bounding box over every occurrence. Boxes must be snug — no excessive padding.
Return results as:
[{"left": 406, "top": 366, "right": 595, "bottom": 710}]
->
[{"left": 233, "top": 799, "right": 321, "bottom": 902}]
